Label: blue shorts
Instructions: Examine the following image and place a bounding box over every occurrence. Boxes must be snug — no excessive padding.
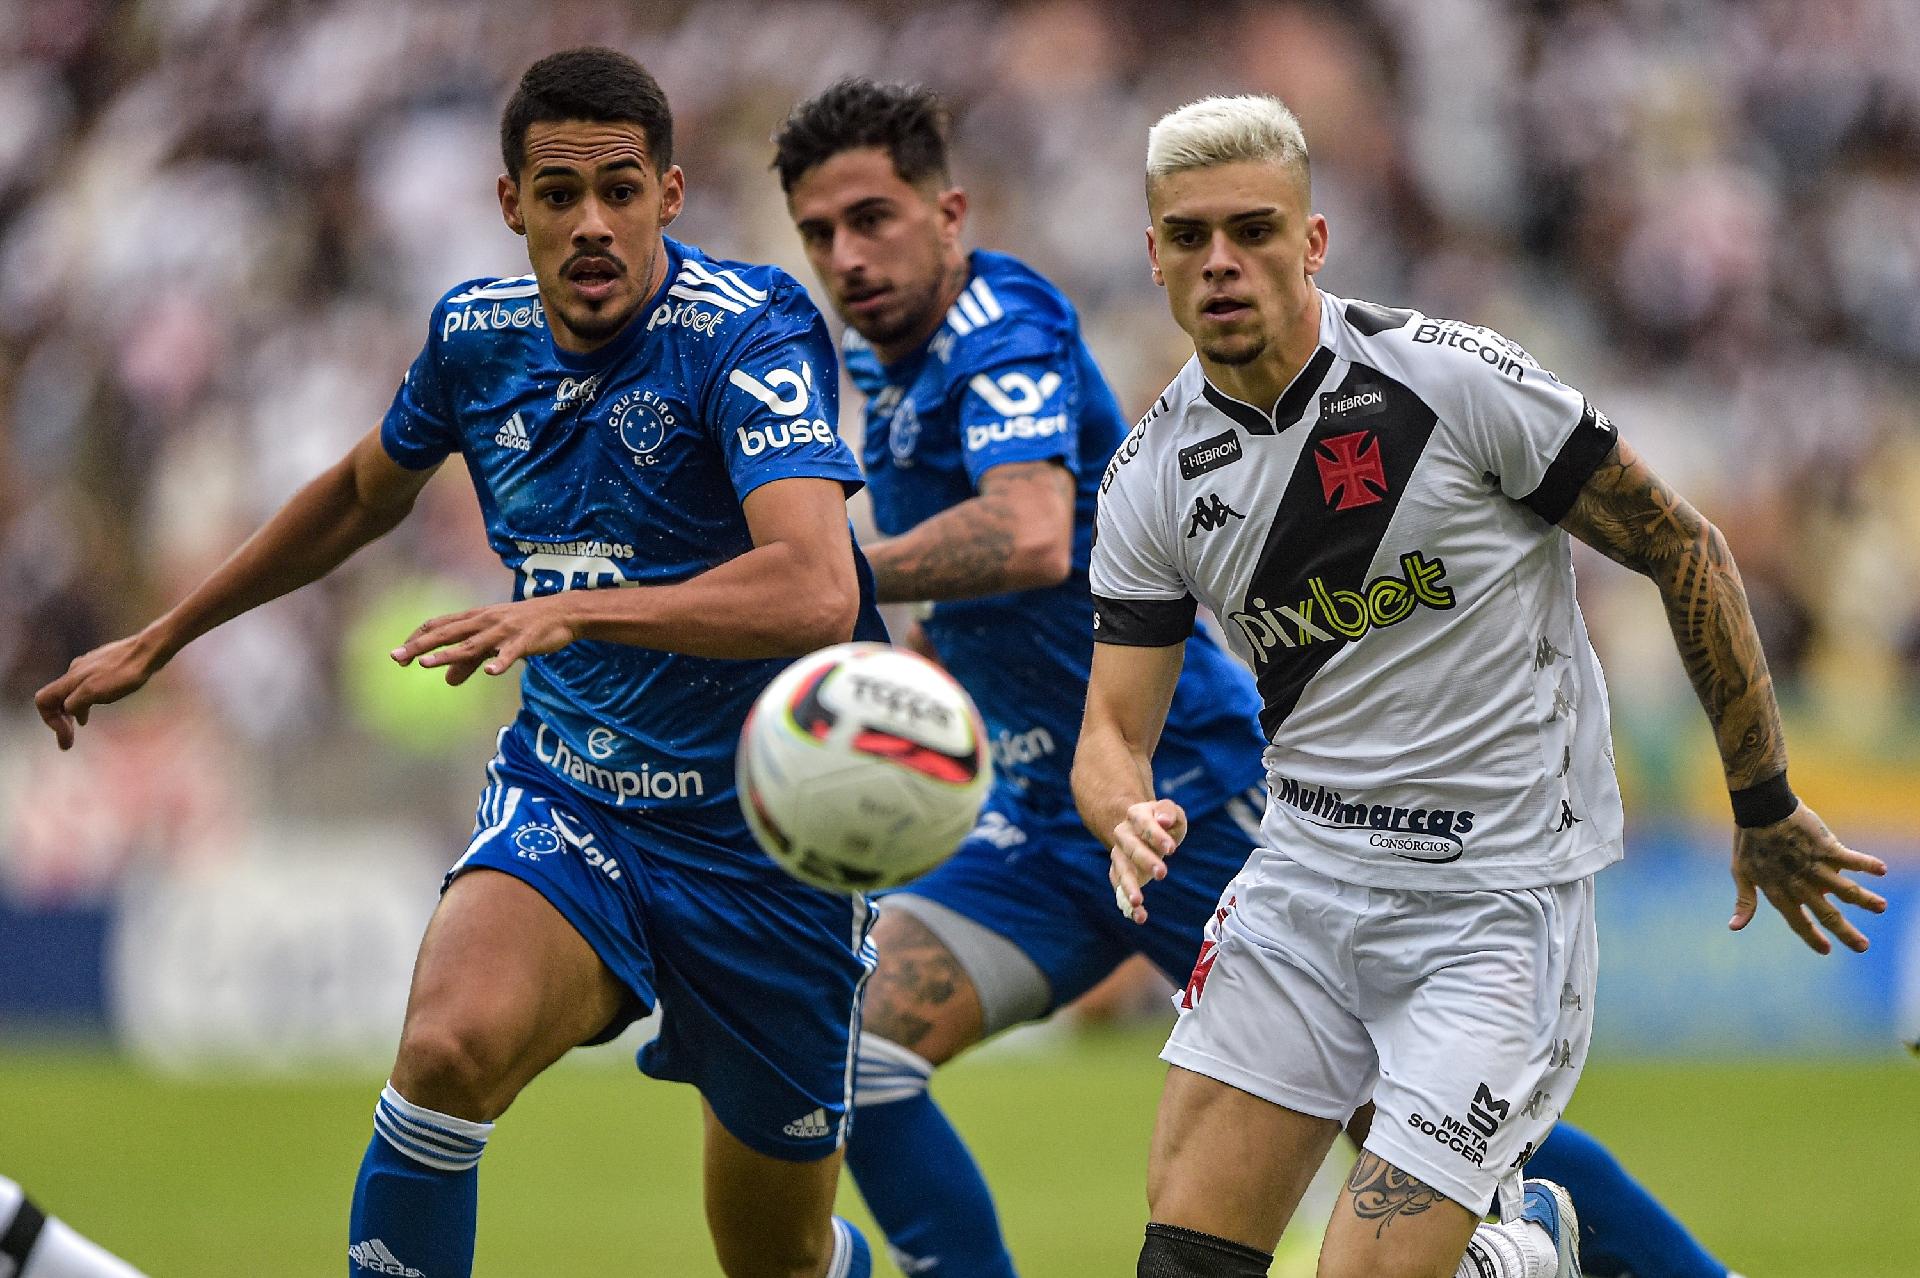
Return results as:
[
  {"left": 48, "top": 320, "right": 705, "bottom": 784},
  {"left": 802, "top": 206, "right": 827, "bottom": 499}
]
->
[
  {"left": 450, "top": 730, "right": 876, "bottom": 1161},
  {"left": 894, "top": 784, "right": 1264, "bottom": 1012}
]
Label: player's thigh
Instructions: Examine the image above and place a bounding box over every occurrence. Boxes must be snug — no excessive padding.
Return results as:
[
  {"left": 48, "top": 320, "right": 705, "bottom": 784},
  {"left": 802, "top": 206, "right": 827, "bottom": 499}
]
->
[
  {"left": 392, "top": 867, "right": 627, "bottom": 1119},
  {"left": 1148, "top": 1065, "right": 1344, "bottom": 1253},
  {"left": 860, "top": 906, "right": 986, "bottom": 1065},
  {"left": 1360, "top": 876, "right": 1598, "bottom": 1218},
  {"left": 1317, "top": 1150, "right": 1481, "bottom": 1278},
  {"left": 701, "top": 1101, "right": 844, "bottom": 1278}
]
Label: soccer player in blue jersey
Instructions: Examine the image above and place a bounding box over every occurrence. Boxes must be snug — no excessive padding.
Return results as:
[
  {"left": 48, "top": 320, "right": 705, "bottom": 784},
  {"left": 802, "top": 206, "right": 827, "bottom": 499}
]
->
[
  {"left": 35, "top": 49, "right": 880, "bottom": 1278},
  {"left": 774, "top": 79, "right": 1743, "bottom": 1278}
]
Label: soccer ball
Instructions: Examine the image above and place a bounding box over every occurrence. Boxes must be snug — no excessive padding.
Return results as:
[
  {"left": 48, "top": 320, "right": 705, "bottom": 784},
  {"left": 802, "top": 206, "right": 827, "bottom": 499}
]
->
[{"left": 738, "top": 642, "right": 992, "bottom": 892}]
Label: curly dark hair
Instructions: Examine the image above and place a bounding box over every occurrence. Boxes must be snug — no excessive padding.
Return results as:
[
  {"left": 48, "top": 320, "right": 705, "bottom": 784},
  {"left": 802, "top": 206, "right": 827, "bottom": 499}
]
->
[
  {"left": 500, "top": 47, "right": 673, "bottom": 178},
  {"left": 771, "top": 77, "right": 952, "bottom": 193}
]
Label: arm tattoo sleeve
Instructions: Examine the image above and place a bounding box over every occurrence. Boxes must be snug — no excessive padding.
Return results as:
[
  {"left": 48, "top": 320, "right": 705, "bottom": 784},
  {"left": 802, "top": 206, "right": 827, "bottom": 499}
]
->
[
  {"left": 1344, "top": 1152, "right": 1446, "bottom": 1240},
  {"left": 1559, "top": 438, "right": 1787, "bottom": 790},
  {"left": 864, "top": 461, "right": 1074, "bottom": 603}
]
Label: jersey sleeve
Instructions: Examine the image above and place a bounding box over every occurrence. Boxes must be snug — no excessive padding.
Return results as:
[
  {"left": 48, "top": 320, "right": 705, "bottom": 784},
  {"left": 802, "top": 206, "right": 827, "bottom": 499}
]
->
[
  {"left": 706, "top": 278, "right": 863, "bottom": 501},
  {"left": 951, "top": 320, "right": 1078, "bottom": 487},
  {"left": 1089, "top": 458, "right": 1196, "bottom": 646},
  {"left": 379, "top": 298, "right": 461, "bottom": 470},
  {"left": 1439, "top": 337, "right": 1619, "bottom": 524}
]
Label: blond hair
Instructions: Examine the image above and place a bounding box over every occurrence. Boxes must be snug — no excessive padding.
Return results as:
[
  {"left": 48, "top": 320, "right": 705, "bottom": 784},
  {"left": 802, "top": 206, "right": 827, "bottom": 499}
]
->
[{"left": 1146, "top": 95, "right": 1309, "bottom": 188}]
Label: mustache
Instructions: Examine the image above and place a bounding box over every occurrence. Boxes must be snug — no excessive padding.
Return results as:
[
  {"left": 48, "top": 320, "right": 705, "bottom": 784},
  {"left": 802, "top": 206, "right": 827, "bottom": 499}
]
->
[{"left": 562, "top": 249, "right": 628, "bottom": 275}]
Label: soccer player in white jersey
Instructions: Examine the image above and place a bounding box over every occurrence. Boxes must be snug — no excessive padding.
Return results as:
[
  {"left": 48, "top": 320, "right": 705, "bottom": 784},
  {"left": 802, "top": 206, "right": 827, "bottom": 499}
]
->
[{"left": 1076, "top": 96, "right": 1889, "bottom": 1278}]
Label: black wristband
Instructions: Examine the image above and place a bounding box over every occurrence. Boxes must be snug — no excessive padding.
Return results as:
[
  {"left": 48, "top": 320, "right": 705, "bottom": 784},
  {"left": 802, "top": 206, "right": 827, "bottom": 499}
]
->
[{"left": 1730, "top": 771, "right": 1796, "bottom": 828}]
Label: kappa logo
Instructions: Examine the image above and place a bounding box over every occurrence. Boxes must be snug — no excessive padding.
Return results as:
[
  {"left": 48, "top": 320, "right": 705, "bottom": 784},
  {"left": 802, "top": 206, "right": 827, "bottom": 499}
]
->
[
  {"left": 1185, "top": 493, "right": 1244, "bottom": 538},
  {"left": 1179, "top": 429, "right": 1243, "bottom": 480},
  {"left": 1315, "top": 430, "right": 1389, "bottom": 509},
  {"left": 494, "top": 411, "right": 531, "bottom": 452}
]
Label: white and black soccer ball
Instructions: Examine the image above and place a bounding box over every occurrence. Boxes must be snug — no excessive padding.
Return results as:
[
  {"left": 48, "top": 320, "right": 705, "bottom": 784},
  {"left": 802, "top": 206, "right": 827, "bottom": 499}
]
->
[{"left": 738, "top": 642, "right": 992, "bottom": 893}]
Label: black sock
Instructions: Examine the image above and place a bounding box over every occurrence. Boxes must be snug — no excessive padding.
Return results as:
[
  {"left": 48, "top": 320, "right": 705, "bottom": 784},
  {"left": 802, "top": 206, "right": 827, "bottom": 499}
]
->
[
  {"left": 1138, "top": 1221, "right": 1273, "bottom": 1277},
  {"left": 0, "top": 1194, "right": 47, "bottom": 1269}
]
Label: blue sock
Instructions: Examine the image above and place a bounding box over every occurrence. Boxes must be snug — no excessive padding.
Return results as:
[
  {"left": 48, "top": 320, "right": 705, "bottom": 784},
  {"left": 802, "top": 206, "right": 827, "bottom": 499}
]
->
[
  {"left": 829, "top": 1216, "right": 873, "bottom": 1278},
  {"left": 1528, "top": 1122, "right": 1727, "bottom": 1278},
  {"left": 844, "top": 1032, "right": 1017, "bottom": 1276},
  {"left": 348, "top": 1083, "right": 493, "bottom": 1277}
]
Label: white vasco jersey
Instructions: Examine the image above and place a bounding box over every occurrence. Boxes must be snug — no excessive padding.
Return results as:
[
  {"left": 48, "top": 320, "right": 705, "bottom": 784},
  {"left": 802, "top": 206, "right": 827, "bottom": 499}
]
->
[{"left": 1091, "top": 292, "right": 1625, "bottom": 890}]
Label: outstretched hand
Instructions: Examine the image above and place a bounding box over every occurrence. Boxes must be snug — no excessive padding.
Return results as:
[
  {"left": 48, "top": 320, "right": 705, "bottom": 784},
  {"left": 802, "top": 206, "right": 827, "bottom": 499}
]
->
[
  {"left": 1730, "top": 803, "right": 1887, "bottom": 954},
  {"left": 1108, "top": 798, "right": 1188, "bottom": 926},
  {"left": 34, "top": 632, "right": 168, "bottom": 750},
  {"left": 392, "top": 596, "right": 579, "bottom": 685}
]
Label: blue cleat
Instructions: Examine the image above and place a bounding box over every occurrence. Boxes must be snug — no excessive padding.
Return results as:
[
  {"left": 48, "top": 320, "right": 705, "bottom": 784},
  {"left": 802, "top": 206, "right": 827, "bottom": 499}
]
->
[{"left": 1520, "top": 1178, "right": 1583, "bottom": 1278}]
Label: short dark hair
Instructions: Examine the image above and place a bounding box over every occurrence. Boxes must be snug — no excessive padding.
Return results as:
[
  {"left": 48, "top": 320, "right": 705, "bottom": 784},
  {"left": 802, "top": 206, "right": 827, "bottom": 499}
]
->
[
  {"left": 771, "top": 78, "right": 952, "bottom": 194},
  {"left": 500, "top": 47, "right": 673, "bottom": 179}
]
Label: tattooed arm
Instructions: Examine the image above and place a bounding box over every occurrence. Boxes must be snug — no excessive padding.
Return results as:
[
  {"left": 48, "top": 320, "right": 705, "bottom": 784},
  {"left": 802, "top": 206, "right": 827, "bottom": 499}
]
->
[
  {"left": 1559, "top": 437, "right": 1887, "bottom": 953},
  {"left": 863, "top": 460, "right": 1076, "bottom": 604}
]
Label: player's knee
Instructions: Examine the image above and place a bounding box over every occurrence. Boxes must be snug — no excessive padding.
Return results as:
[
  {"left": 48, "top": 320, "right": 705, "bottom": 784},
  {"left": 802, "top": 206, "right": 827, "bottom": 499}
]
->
[
  {"left": 860, "top": 914, "right": 983, "bottom": 1065},
  {"left": 391, "top": 1020, "right": 520, "bottom": 1121},
  {"left": 711, "top": 1220, "right": 835, "bottom": 1278}
]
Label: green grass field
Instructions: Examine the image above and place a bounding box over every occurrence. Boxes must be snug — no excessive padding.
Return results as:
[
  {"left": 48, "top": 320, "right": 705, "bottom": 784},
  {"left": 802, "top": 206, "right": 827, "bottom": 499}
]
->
[{"left": 4, "top": 1029, "right": 1915, "bottom": 1276}]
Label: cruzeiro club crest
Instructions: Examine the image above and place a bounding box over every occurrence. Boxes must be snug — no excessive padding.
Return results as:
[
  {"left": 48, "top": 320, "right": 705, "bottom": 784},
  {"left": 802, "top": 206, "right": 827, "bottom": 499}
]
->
[
  {"left": 607, "top": 388, "right": 677, "bottom": 466},
  {"left": 513, "top": 823, "right": 563, "bottom": 862}
]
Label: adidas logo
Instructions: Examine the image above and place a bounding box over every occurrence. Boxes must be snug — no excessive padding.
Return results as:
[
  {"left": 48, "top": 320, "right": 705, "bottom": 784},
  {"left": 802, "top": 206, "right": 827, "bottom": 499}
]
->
[
  {"left": 782, "top": 1108, "right": 832, "bottom": 1139},
  {"left": 348, "top": 1238, "right": 424, "bottom": 1276},
  {"left": 494, "top": 411, "right": 531, "bottom": 452}
]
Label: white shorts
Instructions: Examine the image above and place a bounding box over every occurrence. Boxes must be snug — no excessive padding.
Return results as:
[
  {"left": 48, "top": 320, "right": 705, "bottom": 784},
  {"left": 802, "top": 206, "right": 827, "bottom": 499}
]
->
[{"left": 1162, "top": 848, "right": 1597, "bottom": 1214}]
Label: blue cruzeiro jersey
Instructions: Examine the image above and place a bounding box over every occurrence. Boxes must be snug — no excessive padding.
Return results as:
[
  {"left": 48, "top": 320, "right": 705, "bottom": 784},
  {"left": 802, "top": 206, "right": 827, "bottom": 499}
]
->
[
  {"left": 382, "top": 236, "right": 884, "bottom": 835},
  {"left": 847, "top": 250, "right": 1266, "bottom": 817}
]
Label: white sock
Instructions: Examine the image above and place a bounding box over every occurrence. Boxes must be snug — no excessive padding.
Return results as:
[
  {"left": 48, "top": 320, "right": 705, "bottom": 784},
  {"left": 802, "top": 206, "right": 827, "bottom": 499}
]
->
[
  {"left": 1456, "top": 1219, "right": 1556, "bottom": 1278},
  {"left": 0, "top": 1177, "right": 147, "bottom": 1278}
]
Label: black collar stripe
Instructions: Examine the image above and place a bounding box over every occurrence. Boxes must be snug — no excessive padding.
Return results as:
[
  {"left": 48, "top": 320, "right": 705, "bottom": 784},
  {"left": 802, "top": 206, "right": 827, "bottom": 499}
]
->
[{"left": 1199, "top": 347, "right": 1337, "bottom": 437}]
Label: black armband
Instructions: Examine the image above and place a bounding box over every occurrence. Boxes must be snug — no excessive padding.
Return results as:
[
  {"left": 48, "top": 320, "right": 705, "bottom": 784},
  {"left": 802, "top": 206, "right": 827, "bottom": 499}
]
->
[
  {"left": 1730, "top": 771, "right": 1797, "bottom": 828},
  {"left": 1092, "top": 593, "right": 1197, "bottom": 647},
  {"left": 1521, "top": 400, "right": 1619, "bottom": 524}
]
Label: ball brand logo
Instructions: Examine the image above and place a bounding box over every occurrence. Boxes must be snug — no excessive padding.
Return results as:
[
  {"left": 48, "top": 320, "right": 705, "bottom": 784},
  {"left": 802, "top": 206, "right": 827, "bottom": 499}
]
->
[
  {"left": 607, "top": 388, "right": 676, "bottom": 464},
  {"left": 845, "top": 673, "right": 954, "bottom": 729},
  {"left": 1227, "top": 551, "right": 1455, "bottom": 663}
]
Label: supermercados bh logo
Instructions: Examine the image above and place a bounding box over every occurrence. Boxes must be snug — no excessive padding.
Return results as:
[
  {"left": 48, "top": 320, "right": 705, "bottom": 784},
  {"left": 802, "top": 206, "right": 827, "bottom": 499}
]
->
[
  {"left": 1227, "top": 551, "right": 1455, "bottom": 665},
  {"left": 607, "top": 388, "right": 677, "bottom": 465},
  {"left": 1273, "top": 774, "right": 1476, "bottom": 863},
  {"left": 442, "top": 277, "right": 545, "bottom": 340}
]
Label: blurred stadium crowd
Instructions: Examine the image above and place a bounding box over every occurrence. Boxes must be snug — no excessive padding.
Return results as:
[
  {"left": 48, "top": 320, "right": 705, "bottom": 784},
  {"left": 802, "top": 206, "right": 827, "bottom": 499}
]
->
[{"left": 3, "top": 0, "right": 1919, "bottom": 897}]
